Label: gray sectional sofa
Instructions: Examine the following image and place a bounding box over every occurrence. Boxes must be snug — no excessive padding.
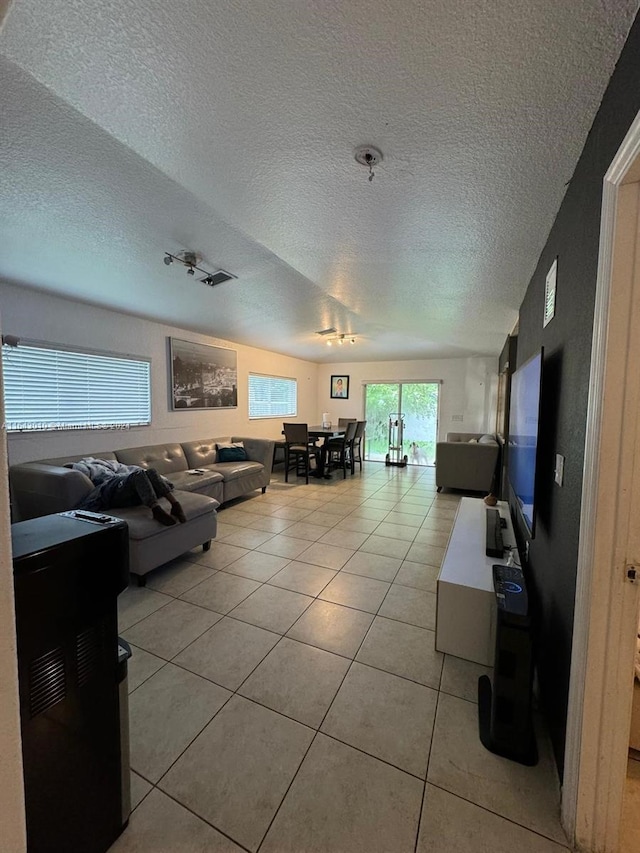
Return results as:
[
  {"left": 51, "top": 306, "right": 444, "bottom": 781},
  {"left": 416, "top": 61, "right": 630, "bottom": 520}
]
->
[{"left": 9, "top": 435, "right": 274, "bottom": 584}]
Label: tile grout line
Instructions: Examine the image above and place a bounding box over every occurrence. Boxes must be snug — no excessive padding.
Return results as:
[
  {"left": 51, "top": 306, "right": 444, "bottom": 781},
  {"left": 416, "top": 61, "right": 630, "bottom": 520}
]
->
[
  {"left": 424, "top": 779, "right": 571, "bottom": 849},
  {"left": 153, "top": 785, "right": 255, "bottom": 853},
  {"left": 118, "top": 592, "right": 175, "bottom": 633},
  {"left": 413, "top": 686, "right": 443, "bottom": 853}
]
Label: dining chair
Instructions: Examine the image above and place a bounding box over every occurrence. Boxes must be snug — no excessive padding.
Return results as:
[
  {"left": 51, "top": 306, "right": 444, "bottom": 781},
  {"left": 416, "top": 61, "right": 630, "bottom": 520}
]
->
[
  {"left": 282, "top": 423, "right": 319, "bottom": 484},
  {"left": 272, "top": 439, "right": 287, "bottom": 469},
  {"left": 351, "top": 420, "right": 366, "bottom": 473},
  {"left": 337, "top": 418, "right": 357, "bottom": 428},
  {"left": 325, "top": 420, "right": 358, "bottom": 479}
]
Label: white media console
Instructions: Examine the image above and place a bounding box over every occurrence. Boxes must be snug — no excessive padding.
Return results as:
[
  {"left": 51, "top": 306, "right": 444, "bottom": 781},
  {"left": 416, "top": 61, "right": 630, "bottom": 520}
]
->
[{"left": 436, "top": 497, "right": 515, "bottom": 666}]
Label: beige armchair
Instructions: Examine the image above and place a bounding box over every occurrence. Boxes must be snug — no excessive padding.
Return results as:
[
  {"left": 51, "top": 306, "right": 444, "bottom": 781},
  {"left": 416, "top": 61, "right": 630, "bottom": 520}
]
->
[{"left": 435, "top": 432, "right": 499, "bottom": 493}]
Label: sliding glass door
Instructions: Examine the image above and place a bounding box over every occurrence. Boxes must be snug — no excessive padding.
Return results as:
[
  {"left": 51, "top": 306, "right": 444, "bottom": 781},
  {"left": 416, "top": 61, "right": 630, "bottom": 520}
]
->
[{"left": 364, "top": 382, "right": 439, "bottom": 465}]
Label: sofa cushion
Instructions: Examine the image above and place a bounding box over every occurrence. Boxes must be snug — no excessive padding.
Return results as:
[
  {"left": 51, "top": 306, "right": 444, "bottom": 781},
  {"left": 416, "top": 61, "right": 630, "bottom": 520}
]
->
[
  {"left": 116, "top": 443, "right": 188, "bottom": 474},
  {"left": 9, "top": 463, "right": 94, "bottom": 520},
  {"left": 106, "top": 490, "right": 218, "bottom": 541},
  {"left": 171, "top": 469, "right": 224, "bottom": 492},
  {"left": 182, "top": 438, "right": 231, "bottom": 468},
  {"left": 206, "top": 460, "right": 263, "bottom": 482}
]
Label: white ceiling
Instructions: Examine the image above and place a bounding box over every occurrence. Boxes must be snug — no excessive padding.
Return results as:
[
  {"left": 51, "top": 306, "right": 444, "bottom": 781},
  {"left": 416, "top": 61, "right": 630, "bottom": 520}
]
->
[{"left": 0, "top": 0, "right": 638, "bottom": 363}]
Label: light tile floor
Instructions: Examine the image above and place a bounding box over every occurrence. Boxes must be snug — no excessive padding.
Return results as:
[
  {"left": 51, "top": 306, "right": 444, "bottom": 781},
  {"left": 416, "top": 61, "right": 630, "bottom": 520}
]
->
[{"left": 111, "top": 463, "right": 569, "bottom": 853}]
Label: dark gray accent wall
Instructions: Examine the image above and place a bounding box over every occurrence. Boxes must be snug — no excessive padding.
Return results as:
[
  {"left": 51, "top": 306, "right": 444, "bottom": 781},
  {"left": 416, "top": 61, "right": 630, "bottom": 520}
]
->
[
  {"left": 512, "top": 12, "right": 640, "bottom": 774},
  {"left": 497, "top": 335, "right": 517, "bottom": 500}
]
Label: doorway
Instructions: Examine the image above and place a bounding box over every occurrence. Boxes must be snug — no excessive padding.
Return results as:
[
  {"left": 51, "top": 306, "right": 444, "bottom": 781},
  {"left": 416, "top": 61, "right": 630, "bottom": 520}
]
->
[
  {"left": 562, "top": 113, "right": 640, "bottom": 852},
  {"left": 363, "top": 382, "right": 440, "bottom": 465}
]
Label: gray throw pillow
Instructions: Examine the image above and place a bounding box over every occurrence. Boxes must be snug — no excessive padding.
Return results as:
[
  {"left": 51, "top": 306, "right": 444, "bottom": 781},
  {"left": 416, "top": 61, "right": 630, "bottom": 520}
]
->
[{"left": 478, "top": 434, "right": 496, "bottom": 445}]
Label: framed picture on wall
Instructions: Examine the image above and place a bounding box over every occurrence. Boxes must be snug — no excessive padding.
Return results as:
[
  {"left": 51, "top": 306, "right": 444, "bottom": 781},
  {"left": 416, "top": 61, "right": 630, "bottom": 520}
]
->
[
  {"left": 330, "top": 375, "right": 350, "bottom": 399},
  {"left": 170, "top": 337, "right": 238, "bottom": 410}
]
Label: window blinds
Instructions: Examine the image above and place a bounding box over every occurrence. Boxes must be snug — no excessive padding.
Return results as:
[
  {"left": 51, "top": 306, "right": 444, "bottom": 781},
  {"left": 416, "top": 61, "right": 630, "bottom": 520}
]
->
[
  {"left": 248, "top": 373, "right": 297, "bottom": 419},
  {"left": 1, "top": 343, "right": 151, "bottom": 431}
]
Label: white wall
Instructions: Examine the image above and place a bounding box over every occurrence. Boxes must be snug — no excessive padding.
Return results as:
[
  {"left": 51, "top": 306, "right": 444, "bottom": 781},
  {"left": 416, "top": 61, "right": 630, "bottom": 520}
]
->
[
  {"left": 317, "top": 357, "right": 498, "bottom": 438},
  {"left": 0, "top": 282, "right": 319, "bottom": 465},
  {"left": 0, "top": 308, "right": 26, "bottom": 851}
]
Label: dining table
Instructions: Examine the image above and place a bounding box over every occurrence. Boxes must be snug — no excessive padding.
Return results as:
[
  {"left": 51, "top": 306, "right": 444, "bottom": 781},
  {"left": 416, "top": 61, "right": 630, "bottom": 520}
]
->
[{"left": 308, "top": 425, "right": 345, "bottom": 478}]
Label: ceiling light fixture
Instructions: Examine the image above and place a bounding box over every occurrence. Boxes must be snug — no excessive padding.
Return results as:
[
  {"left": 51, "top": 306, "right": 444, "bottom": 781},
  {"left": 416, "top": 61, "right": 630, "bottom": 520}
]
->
[
  {"left": 354, "top": 145, "right": 383, "bottom": 182},
  {"left": 323, "top": 333, "right": 357, "bottom": 347},
  {"left": 163, "top": 251, "right": 237, "bottom": 288}
]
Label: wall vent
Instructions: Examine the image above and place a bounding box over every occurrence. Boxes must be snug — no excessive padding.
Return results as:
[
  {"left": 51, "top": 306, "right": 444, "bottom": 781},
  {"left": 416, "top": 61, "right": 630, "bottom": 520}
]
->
[
  {"left": 199, "top": 270, "right": 236, "bottom": 288},
  {"left": 451, "top": 414, "right": 464, "bottom": 422}
]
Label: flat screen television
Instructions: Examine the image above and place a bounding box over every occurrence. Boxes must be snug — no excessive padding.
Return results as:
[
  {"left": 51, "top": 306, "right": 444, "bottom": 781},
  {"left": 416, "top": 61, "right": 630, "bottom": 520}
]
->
[{"left": 507, "top": 349, "right": 543, "bottom": 537}]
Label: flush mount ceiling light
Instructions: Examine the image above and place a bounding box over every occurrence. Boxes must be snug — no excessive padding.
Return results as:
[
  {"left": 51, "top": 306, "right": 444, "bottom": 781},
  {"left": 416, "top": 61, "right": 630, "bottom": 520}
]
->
[
  {"left": 163, "top": 251, "right": 237, "bottom": 288},
  {"left": 354, "top": 145, "right": 383, "bottom": 182}
]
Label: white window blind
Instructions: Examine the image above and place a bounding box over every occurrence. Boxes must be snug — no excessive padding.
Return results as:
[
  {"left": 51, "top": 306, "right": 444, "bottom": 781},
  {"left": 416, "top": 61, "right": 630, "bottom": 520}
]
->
[
  {"left": 2, "top": 342, "right": 151, "bottom": 431},
  {"left": 248, "top": 373, "right": 297, "bottom": 419}
]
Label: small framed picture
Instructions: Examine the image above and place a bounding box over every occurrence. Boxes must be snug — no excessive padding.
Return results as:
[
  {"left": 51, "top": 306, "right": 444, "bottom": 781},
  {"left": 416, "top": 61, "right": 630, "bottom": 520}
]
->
[{"left": 330, "top": 375, "right": 350, "bottom": 399}]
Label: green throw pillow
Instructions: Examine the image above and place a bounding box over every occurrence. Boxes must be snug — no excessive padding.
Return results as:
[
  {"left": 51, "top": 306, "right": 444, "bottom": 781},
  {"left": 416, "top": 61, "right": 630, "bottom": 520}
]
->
[{"left": 217, "top": 446, "right": 248, "bottom": 462}]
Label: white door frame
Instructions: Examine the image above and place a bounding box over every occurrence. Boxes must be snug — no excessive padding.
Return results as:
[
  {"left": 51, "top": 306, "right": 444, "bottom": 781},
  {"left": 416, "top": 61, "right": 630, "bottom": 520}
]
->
[{"left": 562, "top": 110, "right": 640, "bottom": 851}]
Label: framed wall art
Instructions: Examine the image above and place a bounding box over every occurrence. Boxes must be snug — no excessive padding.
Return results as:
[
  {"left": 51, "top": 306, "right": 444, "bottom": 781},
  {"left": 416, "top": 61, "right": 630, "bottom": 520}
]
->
[
  {"left": 330, "top": 374, "right": 350, "bottom": 399},
  {"left": 170, "top": 338, "right": 238, "bottom": 410}
]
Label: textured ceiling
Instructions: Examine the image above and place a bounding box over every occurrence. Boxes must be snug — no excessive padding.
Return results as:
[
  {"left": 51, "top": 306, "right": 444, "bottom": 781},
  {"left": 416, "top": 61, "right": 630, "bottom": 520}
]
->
[{"left": 0, "top": 0, "right": 638, "bottom": 362}]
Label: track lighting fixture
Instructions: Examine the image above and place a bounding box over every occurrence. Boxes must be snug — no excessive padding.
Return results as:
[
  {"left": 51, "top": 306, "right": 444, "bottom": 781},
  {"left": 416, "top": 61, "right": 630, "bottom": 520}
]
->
[
  {"left": 163, "top": 251, "right": 237, "bottom": 288},
  {"left": 322, "top": 333, "right": 358, "bottom": 347}
]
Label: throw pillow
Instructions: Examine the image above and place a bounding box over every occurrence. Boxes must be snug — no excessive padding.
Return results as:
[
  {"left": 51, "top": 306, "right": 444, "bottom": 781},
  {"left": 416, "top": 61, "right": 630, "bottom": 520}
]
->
[
  {"left": 468, "top": 439, "right": 478, "bottom": 443},
  {"left": 478, "top": 434, "right": 496, "bottom": 445},
  {"left": 217, "top": 446, "right": 248, "bottom": 462}
]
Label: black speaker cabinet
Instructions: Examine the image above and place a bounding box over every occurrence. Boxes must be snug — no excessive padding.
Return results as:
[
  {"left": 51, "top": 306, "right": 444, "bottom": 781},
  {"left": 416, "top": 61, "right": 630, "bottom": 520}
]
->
[
  {"left": 12, "top": 513, "right": 129, "bottom": 853},
  {"left": 478, "top": 564, "right": 538, "bottom": 766}
]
